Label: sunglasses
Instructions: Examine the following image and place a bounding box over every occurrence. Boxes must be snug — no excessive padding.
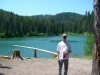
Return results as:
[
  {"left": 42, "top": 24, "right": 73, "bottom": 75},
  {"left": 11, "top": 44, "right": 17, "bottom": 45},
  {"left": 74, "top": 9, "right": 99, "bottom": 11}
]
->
[{"left": 63, "top": 36, "right": 67, "bottom": 39}]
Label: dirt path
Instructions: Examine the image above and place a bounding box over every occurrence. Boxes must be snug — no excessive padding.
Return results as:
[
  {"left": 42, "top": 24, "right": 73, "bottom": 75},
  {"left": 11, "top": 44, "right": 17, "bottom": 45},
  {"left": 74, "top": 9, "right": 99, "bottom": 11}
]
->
[{"left": 0, "top": 58, "right": 92, "bottom": 75}]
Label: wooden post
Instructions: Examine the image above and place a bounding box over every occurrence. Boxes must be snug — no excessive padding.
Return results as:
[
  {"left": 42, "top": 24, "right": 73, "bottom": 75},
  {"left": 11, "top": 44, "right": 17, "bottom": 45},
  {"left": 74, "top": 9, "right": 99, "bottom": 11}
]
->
[
  {"left": 92, "top": 0, "right": 100, "bottom": 75},
  {"left": 34, "top": 49, "right": 37, "bottom": 58}
]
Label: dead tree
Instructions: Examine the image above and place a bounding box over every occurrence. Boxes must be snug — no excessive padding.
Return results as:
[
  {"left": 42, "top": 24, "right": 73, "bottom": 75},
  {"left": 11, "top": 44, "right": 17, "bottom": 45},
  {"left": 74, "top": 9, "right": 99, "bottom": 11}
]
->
[
  {"left": 12, "top": 50, "right": 23, "bottom": 60},
  {"left": 92, "top": 0, "right": 100, "bottom": 75}
]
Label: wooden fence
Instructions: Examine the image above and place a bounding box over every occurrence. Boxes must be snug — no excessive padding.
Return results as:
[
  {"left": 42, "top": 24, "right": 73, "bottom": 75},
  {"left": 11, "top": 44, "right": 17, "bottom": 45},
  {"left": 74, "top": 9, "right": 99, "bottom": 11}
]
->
[{"left": 13, "top": 45, "right": 57, "bottom": 58}]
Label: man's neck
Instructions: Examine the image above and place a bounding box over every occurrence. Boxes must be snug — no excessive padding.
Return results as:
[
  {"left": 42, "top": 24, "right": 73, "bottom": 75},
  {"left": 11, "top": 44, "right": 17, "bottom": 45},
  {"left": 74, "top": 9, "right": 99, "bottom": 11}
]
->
[{"left": 63, "top": 40, "right": 66, "bottom": 43}]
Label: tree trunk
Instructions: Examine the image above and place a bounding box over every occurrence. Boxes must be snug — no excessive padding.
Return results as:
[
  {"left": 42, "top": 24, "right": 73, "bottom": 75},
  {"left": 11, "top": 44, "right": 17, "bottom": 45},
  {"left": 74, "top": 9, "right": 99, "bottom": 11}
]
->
[
  {"left": 92, "top": 0, "right": 100, "bottom": 75},
  {"left": 12, "top": 50, "right": 23, "bottom": 60}
]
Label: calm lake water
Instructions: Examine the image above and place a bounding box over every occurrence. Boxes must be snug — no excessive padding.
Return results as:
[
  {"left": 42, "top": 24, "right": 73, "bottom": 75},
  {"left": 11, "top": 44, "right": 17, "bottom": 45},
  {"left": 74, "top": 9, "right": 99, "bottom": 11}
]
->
[{"left": 0, "top": 36, "right": 86, "bottom": 58}]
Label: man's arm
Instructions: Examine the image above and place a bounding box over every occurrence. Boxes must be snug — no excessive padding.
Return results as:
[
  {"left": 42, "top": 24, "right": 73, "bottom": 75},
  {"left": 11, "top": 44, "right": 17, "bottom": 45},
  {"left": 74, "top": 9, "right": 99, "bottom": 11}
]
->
[
  {"left": 57, "top": 51, "right": 60, "bottom": 62},
  {"left": 68, "top": 43, "right": 72, "bottom": 54},
  {"left": 69, "top": 50, "right": 72, "bottom": 53},
  {"left": 64, "top": 49, "right": 72, "bottom": 55}
]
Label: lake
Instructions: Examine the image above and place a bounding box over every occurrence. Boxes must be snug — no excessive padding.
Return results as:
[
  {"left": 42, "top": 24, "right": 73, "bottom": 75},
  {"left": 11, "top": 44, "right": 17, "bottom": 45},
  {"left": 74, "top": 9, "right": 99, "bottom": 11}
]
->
[{"left": 0, "top": 36, "right": 86, "bottom": 58}]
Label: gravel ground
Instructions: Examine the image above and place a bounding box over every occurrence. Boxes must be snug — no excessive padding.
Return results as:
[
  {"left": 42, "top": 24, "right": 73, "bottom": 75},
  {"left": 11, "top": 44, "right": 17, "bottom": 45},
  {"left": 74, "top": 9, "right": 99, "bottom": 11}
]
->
[{"left": 0, "top": 58, "right": 92, "bottom": 75}]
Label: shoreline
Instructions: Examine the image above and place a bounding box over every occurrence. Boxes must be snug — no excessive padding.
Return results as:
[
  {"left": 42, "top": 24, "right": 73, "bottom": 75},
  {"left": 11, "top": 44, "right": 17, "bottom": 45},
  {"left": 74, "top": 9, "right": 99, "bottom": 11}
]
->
[
  {"left": 0, "top": 55, "right": 92, "bottom": 60},
  {"left": 0, "top": 32, "right": 88, "bottom": 38}
]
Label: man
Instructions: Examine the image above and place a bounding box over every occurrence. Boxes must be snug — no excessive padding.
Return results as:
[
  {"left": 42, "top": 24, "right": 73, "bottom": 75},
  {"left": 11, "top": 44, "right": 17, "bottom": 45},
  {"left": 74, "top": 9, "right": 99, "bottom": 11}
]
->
[{"left": 57, "top": 34, "right": 72, "bottom": 75}]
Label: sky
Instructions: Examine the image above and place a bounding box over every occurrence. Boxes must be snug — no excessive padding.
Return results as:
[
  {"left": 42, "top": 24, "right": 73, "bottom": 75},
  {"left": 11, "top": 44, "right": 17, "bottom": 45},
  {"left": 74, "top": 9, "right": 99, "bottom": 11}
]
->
[{"left": 0, "top": 0, "right": 93, "bottom": 16}]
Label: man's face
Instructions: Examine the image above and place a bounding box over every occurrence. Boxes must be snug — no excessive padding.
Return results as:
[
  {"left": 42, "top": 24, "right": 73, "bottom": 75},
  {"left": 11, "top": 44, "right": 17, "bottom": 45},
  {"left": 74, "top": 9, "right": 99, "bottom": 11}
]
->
[{"left": 62, "top": 36, "right": 67, "bottom": 40}]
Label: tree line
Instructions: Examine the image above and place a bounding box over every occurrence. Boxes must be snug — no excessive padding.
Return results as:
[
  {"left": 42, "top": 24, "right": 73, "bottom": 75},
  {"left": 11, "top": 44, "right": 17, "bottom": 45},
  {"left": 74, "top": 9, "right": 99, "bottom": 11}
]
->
[{"left": 0, "top": 9, "right": 93, "bottom": 38}]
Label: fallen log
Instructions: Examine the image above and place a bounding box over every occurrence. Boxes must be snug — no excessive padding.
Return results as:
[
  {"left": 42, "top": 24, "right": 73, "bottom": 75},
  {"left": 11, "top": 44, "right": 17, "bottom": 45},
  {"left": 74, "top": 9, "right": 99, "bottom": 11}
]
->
[{"left": 0, "top": 55, "right": 11, "bottom": 59}]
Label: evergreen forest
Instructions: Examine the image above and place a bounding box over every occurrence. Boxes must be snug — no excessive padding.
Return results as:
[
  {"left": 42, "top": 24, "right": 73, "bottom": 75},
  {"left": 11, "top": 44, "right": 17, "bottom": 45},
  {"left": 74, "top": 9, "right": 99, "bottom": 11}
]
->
[{"left": 0, "top": 9, "right": 93, "bottom": 38}]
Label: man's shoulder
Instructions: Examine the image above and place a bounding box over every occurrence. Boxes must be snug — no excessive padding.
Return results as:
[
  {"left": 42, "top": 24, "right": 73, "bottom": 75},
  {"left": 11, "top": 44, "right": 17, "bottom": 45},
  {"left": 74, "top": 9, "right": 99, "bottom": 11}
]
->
[
  {"left": 66, "top": 41, "right": 70, "bottom": 44},
  {"left": 66, "top": 42, "right": 70, "bottom": 45},
  {"left": 66, "top": 42, "right": 71, "bottom": 46},
  {"left": 58, "top": 41, "right": 63, "bottom": 44},
  {"left": 58, "top": 41, "right": 63, "bottom": 45}
]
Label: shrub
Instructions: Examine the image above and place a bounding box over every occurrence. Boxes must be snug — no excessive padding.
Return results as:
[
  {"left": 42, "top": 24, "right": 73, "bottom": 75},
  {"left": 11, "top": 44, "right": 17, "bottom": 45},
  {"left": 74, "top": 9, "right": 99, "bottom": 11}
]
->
[
  {"left": 0, "top": 33, "right": 6, "bottom": 38},
  {"left": 39, "top": 33, "right": 45, "bottom": 36},
  {"left": 84, "top": 33, "right": 94, "bottom": 56}
]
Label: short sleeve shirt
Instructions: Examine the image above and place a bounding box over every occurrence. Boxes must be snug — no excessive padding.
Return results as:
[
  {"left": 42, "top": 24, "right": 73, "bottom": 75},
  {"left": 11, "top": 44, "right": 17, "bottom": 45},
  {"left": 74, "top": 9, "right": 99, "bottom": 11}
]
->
[{"left": 57, "top": 41, "right": 71, "bottom": 60}]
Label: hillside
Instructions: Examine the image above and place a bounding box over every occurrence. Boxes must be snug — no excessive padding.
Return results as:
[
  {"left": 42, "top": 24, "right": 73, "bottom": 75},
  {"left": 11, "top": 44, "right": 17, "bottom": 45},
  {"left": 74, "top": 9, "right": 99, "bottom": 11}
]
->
[{"left": 0, "top": 9, "right": 93, "bottom": 37}]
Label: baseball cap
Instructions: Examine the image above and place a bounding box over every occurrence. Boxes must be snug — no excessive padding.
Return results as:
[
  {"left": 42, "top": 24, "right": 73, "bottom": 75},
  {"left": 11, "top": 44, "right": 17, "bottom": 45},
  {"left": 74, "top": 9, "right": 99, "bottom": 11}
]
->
[{"left": 62, "top": 34, "right": 67, "bottom": 37}]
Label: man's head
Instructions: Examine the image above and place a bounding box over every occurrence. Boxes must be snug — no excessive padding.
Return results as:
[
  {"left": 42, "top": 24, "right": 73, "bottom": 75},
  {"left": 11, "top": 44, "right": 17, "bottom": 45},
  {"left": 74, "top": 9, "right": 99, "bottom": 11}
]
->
[{"left": 62, "top": 34, "right": 67, "bottom": 42}]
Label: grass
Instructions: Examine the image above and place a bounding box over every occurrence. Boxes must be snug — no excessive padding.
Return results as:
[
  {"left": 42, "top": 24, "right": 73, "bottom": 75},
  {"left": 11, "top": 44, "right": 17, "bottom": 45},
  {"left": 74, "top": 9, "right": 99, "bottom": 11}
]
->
[
  {"left": 71, "top": 55, "right": 92, "bottom": 59},
  {"left": 52, "top": 54, "right": 92, "bottom": 59}
]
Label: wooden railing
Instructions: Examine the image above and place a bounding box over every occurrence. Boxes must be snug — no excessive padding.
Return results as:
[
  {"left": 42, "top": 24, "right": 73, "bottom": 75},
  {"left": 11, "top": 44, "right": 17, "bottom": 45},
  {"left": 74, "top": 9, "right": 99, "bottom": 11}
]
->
[{"left": 13, "top": 45, "right": 57, "bottom": 58}]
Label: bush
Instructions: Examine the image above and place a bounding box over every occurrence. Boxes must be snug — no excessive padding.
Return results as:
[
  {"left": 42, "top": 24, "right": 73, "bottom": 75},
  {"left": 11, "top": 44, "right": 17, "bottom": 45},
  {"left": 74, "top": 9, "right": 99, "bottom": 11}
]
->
[
  {"left": 39, "top": 33, "right": 45, "bottom": 36},
  {"left": 26, "top": 33, "right": 31, "bottom": 36},
  {"left": 84, "top": 33, "right": 94, "bottom": 56},
  {"left": 0, "top": 33, "right": 6, "bottom": 38},
  {"left": 14, "top": 32, "right": 20, "bottom": 37},
  {"left": 5, "top": 32, "right": 14, "bottom": 37},
  {"left": 26, "top": 32, "right": 39, "bottom": 36}
]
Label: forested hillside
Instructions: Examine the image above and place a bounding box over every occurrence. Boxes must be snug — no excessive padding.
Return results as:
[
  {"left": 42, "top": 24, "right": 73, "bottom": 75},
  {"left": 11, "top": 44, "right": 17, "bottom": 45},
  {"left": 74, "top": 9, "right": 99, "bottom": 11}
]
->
[{"left": 0, "top": 9, "right": 93, "bottom": 38}]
